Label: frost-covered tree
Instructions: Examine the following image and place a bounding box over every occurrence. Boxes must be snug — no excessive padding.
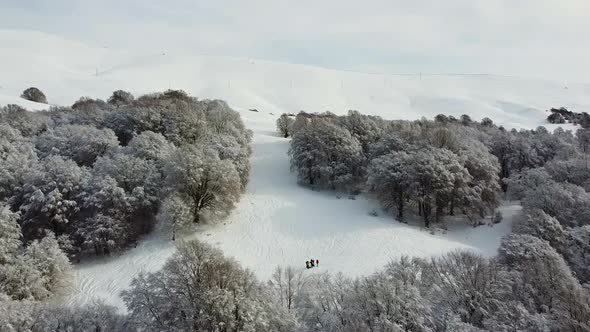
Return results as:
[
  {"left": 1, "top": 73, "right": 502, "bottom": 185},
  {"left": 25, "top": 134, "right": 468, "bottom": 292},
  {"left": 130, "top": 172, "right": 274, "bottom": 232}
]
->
[
  {"left": 0, "top": 205, "right": 20, "bottom": 265},
  {"left": 410, "top": 148, "right": 472, "bottom": 227},
  {"left": 103, "top": 106, "right": 163, "bottom": 145},
  {"left": 367, "top": 151, "right": 414, "bottom": 221},
  {"left": 0, "top": 254, "right": 48, "bottom": 300},
  {"left": 544, "top": 157, "right": 590, "bottom": 190},
  {"left": 24, "top": 232, "right": 71, "bottom": 295},
  {"left": 512, "top": 208, "right": 566, "bottom": 251},
  {"left": 123, "top": 130, "right": 174, "bottom": 163},
  {"left": 564, "top": 226, "right": 590, "bottom": 285},
  {"left": 576, "top": 128, "right": 590, "bottom": 154},
  {"left": 122, "top": 240, "right": 295, "bottom": 331},
  {"left": 0, "top": 225, "right": 70, "bottom": 301},
  {"left": 289, "top": 118, "right": 364, "bottom": 190},
  {"left": 35, "top": 124, "right": 119, "bottom": 166},
  {"left": 521, "top": 180, "right": 590, "bottom": 227},
  {"left": 0, "top": 300, "right": 129, "bottom": 332},
  {"left": 297, "top": 259, "right": 434, "bottom": 332},
  {"left": 276, "top": 113, "right": 295, "bottom": 138},
  {"left": 425, "top": 251, "right": 500, "bottom": 328},
  {"left": 167, "top": 146, "right": 241, "bottom": 223},
  {"left": 108, "top": 90, "right": 134, "bottom": 106},
  {"left": 498, "top": 234, "right": 590, "bottom": 331},
  {"left": 93, "top": 152, "right": 162, "bottom": 212},
  {"left": 82, "top": 175, "right": 129, "bottom": 219},
  {"left": 207, "top": 133, "right": 251, "bottom": 190},
  {"left": 157, "top": 194, "right": 192, "bottom": 241},
  {"left": 16, "top": 156, "right": 90, "bottom": 240},
  {"left": 21, "top": 87, "right": 47, "bottom": 103},
  {"left": 269, "top": 266, "right": 306, "bottom": 312},
  {"left": 368, "top": 131, "right": 411, "bottom": 158},
  {"left": 76, "top": 214, "right": 127, "bottom": 256},
  {"left": 0, "top": 124, "right": 37, "bottom": 201},
  {"left": 1, "top": 89, "right": 251, "bottom": 267},
  {"left": 0, "top": 104, "right": 51, "bottom": 137},
  {"left": 339, "top": 110, "right": 385, "bottom": 154},
  {"left": 505, "top": 168, "right": 552, "bottom": 200}
]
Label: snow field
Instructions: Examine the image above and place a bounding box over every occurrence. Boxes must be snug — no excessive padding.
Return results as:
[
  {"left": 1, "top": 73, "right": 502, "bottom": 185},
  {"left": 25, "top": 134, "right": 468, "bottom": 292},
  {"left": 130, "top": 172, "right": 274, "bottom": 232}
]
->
[{"left": 1, "top": 30, "right": 581, "bottom": 311}]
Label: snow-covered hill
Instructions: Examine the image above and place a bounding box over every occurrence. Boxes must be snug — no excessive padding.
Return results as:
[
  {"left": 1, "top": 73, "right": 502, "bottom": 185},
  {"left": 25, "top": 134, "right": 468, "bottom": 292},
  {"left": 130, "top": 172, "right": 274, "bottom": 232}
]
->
[
  {"left": 2, "top": 30, "right": 590, "bottom": 128},
  {"left": 2, "top": 30, "right": 588, "bottom": 311}
]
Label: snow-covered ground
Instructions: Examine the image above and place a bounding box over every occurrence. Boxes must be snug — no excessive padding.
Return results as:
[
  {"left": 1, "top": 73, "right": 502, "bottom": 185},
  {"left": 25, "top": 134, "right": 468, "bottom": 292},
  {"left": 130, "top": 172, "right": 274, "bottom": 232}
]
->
[{"left": 2, "top": 30, "right": 587, "bottom": 311}]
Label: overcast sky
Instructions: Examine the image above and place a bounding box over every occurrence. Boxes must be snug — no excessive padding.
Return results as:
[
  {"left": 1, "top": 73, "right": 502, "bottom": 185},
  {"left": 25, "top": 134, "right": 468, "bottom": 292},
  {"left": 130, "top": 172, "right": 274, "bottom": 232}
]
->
[{"left": 2, "top": 0, "right": 590, "bottom": 81}]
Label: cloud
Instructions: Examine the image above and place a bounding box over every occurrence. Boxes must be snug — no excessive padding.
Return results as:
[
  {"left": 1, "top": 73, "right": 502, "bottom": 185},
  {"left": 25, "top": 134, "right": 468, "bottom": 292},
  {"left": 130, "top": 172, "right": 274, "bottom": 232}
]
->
[{"left": 1, "top": 0, "right": 589, "bottom": 81}]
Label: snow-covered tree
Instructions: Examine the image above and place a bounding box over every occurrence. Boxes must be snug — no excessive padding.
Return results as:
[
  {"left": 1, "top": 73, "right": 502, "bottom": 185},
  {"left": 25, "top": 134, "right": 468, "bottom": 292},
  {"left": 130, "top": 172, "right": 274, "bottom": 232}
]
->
[
  {"left": 35, "top": 124, "right": 119, "bottom": 166},
  {"left": 24, "top": 232, "right": 71, "bottom": 295},
  {"left": 0, "top": 104, "right": 52, "bottom": 137},
  {"left": 0, "top": 205, "right": 20, "bottom": 265},
  {"left": 410, "top": 148, "right": 472, "bottom": 227},
  {"left": 207, "top": 133, "right": 251, "bottom": 190},
  {"left": 122, "top": 240, "right": 295, "bottom": 331},
  {"left": 289, "top": 118, "right": 364, "bottom": 190},
  {"left": 93, "top": 152, "right": 162, "bottom": 210},
  {"left": 123, "top": 130, "right": 174, "bottom": 163},
  {"left": 17, "top": 155, "right": 90, "bottom": 239},
  {"left": 545, "top": 157, "right": 590, "bottom": 189},
  {"left": 167, "top": 146, "right": 241, "bottom": 223},
  {"left": 157, "top": 194, "right": 192, "bottom": 241},
  {"left": 564, "top": 226, "right": 590, "bottom": 284},
  {"left": 0, "top": 300, "right": 129, "bottom": 332},
  {"left": 0, "top": 254, "right": 48, "bottom": 300},
  {"left": 521, "top": 180, "right": 590, "bottom": 227},
  {"left": 0, "top": 124, "right": 37, "bottom": 201},
  {"left": 505, "top": 168, "right": 552, "bottom": 200},
  {"left": 576, "top": 128, "right": 590, "bottom": 154},
  {"left": 21, "top": 87, "right": 47, "bottom": 104},
  {"left": 512, "top": 208, "right": 566, "bottom": 251},
  {"left": 425, "top": 251, "right": 500, "bottom": 328},
  {"left": 269, "top": 266, "right": 306, "bottom": 312},
  {"left": 367, "top": 151, "right": 415, "bottom": 221},
  {"left": 498, "top": 234, "right": 590, "bottom": 331},
  {"left": 108, "top": 90, "right": 134, "bottom": 106},
  {"left": 339, "top": 110, "right": 385, "bottom": 154},
  {"left": 76, "top": 214, "right": 127, "bottom": 256},
  {"left": 276, "top": 113, "right": 295, "bottom": 138}
]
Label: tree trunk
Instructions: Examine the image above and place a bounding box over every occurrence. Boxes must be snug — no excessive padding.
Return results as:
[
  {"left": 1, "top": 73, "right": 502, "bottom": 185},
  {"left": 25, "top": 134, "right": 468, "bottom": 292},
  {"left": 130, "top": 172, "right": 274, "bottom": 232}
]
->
[
  {"left": 193, "top": 205, "right": 200, "bottom": 223},
  {"left": 423, "top": 201, "right": 431, "bottom": 228},
  {"left": 396, "top": 189, "right": 404, "bottom": 221}
]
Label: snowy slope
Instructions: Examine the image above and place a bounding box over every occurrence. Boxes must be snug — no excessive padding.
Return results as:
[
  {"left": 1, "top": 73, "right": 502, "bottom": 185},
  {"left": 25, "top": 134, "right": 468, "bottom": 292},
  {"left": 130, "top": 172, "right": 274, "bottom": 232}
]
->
[
  {"left": 2, "top": 30, "right": 587, "bottom": 311},
  {"left": 2, "top": 30, "right": 590, "bottom": 129}
]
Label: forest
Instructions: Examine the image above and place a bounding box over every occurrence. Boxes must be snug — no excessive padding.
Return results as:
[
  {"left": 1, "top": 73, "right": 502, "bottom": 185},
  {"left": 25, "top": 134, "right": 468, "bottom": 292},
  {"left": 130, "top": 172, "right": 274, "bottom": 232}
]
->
[
  {"left": 0, "top": 90, "right": 252, "bottom": 302},
  {"left": 2, "top": 104, "right": 590, "bottom": 331}
]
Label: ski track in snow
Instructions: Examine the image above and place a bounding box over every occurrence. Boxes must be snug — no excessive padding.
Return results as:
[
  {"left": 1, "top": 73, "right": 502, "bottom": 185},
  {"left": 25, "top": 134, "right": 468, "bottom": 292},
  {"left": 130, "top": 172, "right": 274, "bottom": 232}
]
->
[{"left": 2, "top": 30, "right": 582, "bottom": 312}]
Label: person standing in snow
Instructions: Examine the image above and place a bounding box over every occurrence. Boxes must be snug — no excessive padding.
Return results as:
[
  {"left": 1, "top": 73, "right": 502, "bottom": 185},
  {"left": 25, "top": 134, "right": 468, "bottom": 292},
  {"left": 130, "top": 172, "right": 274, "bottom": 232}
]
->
[
  {"left": 306, "top": 261, "right": 310, "bottom": 269},
  {"left": 310, "top": 259, "right": 315, "bottom": 267},
  {"left": 316, "top": 259, "right": 319, "bottom": 266}
]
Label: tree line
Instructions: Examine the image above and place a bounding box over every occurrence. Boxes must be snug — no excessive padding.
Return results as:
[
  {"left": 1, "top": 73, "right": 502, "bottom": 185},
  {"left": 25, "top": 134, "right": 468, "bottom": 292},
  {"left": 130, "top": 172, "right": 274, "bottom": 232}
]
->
[
  {"left": 0, "top": 90, "right": 251, "bottom": 302},
  {"left": 282, "top": 111, "right": 589, "bottom": 228}
]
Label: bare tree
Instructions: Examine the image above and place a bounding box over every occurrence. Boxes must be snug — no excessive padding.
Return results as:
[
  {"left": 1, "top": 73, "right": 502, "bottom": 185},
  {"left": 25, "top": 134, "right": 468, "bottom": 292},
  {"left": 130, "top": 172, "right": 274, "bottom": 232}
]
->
[{"left": 269, "top": 266, "right": 306, "bottom": 311}]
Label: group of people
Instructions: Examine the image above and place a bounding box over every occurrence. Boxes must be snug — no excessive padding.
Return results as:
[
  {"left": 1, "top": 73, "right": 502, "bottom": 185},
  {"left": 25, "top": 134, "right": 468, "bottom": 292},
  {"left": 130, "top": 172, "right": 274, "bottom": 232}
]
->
[{"left": 305, "top": 259, "right": 319, "bottom": 269}]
